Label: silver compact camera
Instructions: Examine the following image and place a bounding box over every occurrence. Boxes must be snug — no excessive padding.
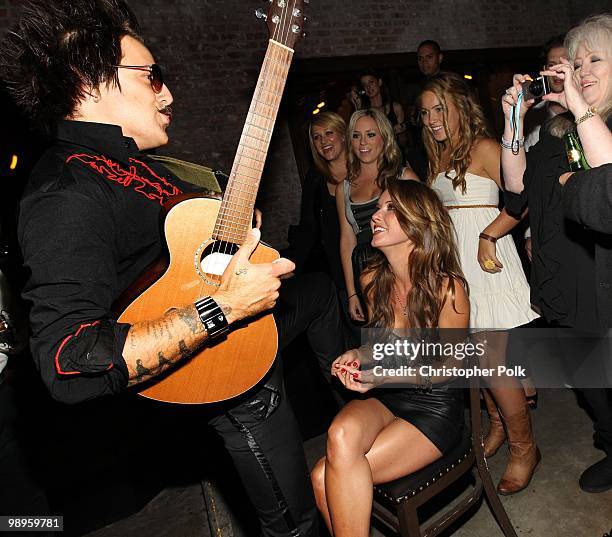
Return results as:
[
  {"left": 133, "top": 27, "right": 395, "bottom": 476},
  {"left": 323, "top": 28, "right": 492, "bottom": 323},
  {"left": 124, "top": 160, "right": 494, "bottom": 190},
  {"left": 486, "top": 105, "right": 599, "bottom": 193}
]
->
[{"left": 522, "top": 76, "right": 551, "bottom": 101}]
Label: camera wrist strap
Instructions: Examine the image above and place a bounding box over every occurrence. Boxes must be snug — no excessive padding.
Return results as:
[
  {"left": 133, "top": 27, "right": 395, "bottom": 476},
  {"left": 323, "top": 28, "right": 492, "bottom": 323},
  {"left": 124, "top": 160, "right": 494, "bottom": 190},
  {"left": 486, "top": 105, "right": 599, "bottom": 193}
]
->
[{"left": 509, "top": 92, "right": 524, "bottom": 155}]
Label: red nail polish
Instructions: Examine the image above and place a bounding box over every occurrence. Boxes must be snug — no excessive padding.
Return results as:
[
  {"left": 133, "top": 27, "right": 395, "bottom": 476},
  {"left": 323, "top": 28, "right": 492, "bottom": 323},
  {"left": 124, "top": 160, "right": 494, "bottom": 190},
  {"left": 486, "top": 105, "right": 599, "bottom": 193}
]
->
[
  {"left": 352, "top": 362, "right": 358, "bottom": 367},
  {"left": 341, "top": 368, "right": 346, "bottom": 373},
  {"left": 352, "top": 373, "right": 358, "bottom": 379}
]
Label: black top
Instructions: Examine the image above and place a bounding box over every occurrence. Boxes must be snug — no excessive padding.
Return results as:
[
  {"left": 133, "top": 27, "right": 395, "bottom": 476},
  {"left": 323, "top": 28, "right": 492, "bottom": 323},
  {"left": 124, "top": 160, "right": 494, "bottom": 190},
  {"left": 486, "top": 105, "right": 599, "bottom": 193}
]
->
[
  {"left": 386, "top": 102, "right": 399, "bottom": 129},
  {"left": 563, "top": 163, "right": 612, "bottom": 329},
  {"left": 18, "top": 120, "right": 197, "bottom": 403},
  {"left": 504, "top": 115, "right": 603, "bottom": 330},
  {"left": 284, "top": 168, "right": 344, "bottom": 289}
]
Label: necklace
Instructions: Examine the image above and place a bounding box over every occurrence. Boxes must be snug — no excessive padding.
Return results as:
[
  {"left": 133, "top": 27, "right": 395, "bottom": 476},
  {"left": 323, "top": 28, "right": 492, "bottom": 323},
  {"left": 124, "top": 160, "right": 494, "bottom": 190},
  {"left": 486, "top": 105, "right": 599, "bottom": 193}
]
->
[{"left": 394, "top": 289, "right": 408, "bottom": 317}]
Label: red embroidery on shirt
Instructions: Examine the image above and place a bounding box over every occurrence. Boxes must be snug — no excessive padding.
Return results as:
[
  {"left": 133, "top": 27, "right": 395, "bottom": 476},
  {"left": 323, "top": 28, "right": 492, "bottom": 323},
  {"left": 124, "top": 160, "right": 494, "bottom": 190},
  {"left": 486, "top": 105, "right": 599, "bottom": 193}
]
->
[
  {"left": 66, "top": 153, "right": 182, "bottom": 205},
  {"left": 54, "top": 320, "right": 114, "bottom": 376}
]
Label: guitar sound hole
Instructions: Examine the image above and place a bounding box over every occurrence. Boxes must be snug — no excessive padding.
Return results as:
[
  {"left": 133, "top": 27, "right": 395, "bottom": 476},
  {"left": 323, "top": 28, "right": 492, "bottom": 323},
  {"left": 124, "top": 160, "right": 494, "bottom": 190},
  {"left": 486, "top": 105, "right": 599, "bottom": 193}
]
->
[{"left": 199, "top": 240, "right": 239, "bottom": 285}]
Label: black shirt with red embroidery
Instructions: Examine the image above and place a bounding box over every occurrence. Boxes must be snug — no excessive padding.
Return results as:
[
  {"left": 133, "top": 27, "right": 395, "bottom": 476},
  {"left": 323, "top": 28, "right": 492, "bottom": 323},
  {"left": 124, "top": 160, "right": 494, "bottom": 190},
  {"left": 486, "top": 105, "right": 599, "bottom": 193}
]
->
[{"left": 18, "top": 121, "right": 198, "bottom": 403}]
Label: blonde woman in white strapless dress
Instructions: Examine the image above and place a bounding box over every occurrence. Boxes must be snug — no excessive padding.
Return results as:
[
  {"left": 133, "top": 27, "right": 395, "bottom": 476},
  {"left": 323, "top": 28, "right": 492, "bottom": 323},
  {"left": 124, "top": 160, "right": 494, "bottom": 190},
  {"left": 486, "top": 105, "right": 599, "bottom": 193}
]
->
[{"left": 418, "top": 72, "right": 540, "bottom": 495}]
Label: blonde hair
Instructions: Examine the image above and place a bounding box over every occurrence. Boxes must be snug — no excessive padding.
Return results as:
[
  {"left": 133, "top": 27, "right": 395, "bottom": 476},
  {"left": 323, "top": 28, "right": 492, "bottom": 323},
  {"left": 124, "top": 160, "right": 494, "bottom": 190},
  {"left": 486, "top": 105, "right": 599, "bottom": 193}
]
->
[
  {"left": 308, "top": 111, "right": 347, "bottom": 184},
  {"left": 418, "top": 72, "right": 491, "bottom": 193},
  {"left": 346, "top": 108, "right": 402, "bottom": 189},
  {"left": 565, "top": 13, "right": 612, "bottom": 120}
]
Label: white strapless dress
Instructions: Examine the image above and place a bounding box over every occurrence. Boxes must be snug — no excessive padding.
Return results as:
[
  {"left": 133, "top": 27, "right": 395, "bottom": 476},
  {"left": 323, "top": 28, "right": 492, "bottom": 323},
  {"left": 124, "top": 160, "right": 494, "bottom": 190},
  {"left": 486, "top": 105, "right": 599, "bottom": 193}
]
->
[{"left": 431, "top": 171, "right": 538, "bottom": 329}]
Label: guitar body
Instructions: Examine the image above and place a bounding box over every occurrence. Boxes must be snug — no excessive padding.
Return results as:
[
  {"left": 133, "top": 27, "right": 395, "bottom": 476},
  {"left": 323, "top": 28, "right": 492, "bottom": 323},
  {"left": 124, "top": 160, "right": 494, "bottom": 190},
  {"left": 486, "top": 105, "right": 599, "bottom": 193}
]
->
[{"left": 119, "top": 196, "right": 279, "bottom": 404}]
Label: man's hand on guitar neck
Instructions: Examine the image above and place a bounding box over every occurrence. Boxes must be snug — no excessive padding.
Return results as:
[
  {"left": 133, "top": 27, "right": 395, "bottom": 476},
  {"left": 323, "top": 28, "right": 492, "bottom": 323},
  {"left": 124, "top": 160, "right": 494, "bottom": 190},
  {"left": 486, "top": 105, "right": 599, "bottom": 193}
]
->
[{"left": 123, "top": 228, "right": 295, "bottom": 387}]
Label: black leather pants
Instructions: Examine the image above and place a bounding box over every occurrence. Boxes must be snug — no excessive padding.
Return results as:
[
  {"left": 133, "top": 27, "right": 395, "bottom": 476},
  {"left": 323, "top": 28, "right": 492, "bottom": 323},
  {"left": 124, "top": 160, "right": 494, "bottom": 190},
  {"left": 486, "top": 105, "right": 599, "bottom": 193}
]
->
[{"left": 208, "top": 361, "right": 317, "bottom": 537}]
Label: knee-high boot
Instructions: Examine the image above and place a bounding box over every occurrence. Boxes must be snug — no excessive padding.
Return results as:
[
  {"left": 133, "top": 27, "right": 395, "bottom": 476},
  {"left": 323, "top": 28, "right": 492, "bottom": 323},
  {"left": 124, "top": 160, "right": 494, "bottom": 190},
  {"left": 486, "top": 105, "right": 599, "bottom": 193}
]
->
[
  {"left": 482, "top": 389, "right": 506, "bottom": 458},
  {"left": 497, "top": 404, "right": 541, "bottom": 495}
]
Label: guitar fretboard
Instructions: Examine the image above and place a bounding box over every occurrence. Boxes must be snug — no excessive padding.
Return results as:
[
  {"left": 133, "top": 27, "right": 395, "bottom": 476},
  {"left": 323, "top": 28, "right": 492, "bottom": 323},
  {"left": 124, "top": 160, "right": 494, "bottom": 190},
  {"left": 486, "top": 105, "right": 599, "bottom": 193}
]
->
[{"left": 213, "top": 40, "right": 294, "bottom": 244}]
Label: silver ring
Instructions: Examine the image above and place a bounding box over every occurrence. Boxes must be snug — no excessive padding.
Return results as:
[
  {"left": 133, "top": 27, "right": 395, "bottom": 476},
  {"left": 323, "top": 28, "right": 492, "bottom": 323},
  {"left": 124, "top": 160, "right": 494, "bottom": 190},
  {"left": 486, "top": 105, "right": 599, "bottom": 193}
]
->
[
  {"left": 505, "top": 89, "right": 512, "bottom": 95},
  {"left": 235, "top": 267, "right": 248, "bottom": 276}
]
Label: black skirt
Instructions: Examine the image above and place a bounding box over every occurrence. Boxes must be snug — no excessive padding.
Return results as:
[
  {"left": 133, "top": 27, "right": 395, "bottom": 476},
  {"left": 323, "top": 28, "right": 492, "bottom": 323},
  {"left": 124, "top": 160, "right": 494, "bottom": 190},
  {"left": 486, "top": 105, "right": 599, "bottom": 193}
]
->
[{"left": 374, "top": 383, "right": 465, "bottom": 454}]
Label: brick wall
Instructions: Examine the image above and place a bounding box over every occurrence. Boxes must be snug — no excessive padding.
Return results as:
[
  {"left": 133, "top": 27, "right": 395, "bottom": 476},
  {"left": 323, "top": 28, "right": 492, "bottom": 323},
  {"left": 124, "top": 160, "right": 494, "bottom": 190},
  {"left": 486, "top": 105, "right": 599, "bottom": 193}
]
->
[{"left": 2, "top": 0, "right": 610, "bottom": 247}]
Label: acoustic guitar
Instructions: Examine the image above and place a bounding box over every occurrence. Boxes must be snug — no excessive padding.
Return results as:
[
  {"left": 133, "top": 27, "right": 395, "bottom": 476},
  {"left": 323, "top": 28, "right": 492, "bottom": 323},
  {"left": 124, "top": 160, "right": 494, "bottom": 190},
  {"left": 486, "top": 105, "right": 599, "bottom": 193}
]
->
[{"left": 119, "top": 1, "right": 307, "bottom": 404}]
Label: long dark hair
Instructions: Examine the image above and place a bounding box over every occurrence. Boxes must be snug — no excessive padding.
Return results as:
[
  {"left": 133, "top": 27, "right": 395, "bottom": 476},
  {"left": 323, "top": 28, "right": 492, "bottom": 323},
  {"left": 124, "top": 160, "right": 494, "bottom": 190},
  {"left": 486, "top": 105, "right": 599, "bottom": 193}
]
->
[
  {"left": 358, "top": 69, "right": 391, "bottom": 109},
  {"left": 418, "top": 72, "right": 491, "bottom": 193},
  {"left": 0, "top": 0, "right": 142, "bottom": 132},
  {"left": 362, "top": 180, "right": 467, "bottom": 329}
]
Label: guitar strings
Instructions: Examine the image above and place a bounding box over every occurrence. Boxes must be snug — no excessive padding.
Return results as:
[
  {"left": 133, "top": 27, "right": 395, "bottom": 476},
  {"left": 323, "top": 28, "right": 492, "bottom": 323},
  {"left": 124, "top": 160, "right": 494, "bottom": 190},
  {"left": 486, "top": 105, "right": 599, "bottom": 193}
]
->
[{"left": 207, "top": 2, "right": 299, "bottom": 278}]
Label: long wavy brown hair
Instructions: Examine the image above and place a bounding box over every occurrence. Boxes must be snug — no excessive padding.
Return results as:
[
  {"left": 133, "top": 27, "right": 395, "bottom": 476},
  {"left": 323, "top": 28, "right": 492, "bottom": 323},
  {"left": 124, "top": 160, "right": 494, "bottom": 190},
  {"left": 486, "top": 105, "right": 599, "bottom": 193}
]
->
[
  {"left": 346, "top": 108, "right": 402, "bottom": 190},
  {"left": 308, "top": 111, "right": 347, "bottom": 184},
  {"left": 362, "top": 180, "right": 468, "bottom": 329},
  {"left": 418, "top": 72, "right": 491, "bottom": 193}
]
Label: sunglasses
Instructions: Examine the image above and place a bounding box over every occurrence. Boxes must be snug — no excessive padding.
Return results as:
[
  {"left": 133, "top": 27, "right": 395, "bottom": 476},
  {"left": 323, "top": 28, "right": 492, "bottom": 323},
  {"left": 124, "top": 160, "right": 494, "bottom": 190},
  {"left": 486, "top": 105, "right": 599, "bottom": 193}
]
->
[{"left": 114, "top": 63, "right": 164, "bottom": 93}]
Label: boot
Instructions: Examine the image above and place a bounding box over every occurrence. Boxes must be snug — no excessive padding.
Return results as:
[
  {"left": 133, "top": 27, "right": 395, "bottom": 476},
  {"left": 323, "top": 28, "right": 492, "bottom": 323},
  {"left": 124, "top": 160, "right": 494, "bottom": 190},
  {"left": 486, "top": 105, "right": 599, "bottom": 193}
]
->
[
  {"left": 497, "top": 405, "right": 541, "bottom": 495},
  {"left": 482, "top": 390, "right": 506, "bottom": 458},
  {"left": 520, "top": 376, "right": 538, "bottom": 409}
]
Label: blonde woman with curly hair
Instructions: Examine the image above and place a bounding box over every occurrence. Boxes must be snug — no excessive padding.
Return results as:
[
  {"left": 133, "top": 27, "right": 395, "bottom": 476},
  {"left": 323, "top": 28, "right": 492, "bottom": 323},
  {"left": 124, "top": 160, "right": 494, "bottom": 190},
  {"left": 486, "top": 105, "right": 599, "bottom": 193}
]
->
[
  {"left": 419, "top": 72, "right": 539, "bottom": 495},
  {"left": 312, "top": 180, "right": 469, "bottom": 537},
  {"left": 337, "top": 108, "right": 417, "bottom": 323}
]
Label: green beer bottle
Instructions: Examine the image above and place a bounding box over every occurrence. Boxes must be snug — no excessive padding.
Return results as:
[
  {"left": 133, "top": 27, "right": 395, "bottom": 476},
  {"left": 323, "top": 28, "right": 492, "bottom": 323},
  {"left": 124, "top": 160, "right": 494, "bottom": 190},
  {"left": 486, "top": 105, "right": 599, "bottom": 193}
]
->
[{"left": 564, "top": 131, "right": 590, "bottom": 172}]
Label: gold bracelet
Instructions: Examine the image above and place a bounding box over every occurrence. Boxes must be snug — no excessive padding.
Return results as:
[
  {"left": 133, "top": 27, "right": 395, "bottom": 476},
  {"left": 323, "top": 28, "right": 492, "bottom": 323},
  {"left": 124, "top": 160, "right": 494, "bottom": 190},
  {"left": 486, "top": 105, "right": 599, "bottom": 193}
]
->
[{"left": 575, "top": 106, "right": 598, "bottom": 125}]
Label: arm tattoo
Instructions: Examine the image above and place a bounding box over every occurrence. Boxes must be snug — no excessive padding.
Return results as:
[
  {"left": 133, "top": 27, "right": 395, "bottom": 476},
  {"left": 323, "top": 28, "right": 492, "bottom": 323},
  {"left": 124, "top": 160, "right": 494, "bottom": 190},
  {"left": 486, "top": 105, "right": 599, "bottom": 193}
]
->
[
  {"left": 178, "top": 339, "right": 190, "bottom": 360},
  {"left": 135, "top": 358, "right": 152, "bottom": 383},
  {"left": 158, "top": 351, "right": 173, "bottom": 371},
  {"left": 177, "top": 307, "right": 199, "bottom": 334}
]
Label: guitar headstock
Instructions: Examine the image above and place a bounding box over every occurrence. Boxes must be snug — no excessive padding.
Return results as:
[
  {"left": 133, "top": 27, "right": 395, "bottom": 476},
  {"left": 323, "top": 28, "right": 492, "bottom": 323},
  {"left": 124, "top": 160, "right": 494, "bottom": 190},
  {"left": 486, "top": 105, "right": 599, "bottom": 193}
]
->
[{"left": 255, "top": 0, "right": 307, "bottom": 50}]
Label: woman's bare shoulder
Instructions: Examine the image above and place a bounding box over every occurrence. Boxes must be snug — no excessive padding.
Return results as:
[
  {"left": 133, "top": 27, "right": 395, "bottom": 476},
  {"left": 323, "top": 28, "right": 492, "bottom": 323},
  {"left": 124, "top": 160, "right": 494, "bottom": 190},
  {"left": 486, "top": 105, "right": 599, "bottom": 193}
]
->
[{"left": 472, "top": 136, "right": 499, "bottom": 155}]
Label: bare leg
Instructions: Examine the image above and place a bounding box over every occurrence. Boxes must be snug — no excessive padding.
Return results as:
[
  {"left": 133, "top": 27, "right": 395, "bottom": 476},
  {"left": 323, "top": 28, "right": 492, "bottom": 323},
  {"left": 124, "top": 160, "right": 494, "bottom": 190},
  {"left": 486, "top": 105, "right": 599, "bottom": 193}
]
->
[
  {"left": 312, "top": 398, "right": 443, "bottom": 537},
  {"left": 479, "top": 331, "right": 529, "bottom": 419},
  {"left": 366, "top": 419, "right": 442, "bottom": 485},
  {"left": 310, "top": 457, "right": 332, "bottom": 532},
  {"left": 320, "top": 399, "right": 394, "bottom": 537}
]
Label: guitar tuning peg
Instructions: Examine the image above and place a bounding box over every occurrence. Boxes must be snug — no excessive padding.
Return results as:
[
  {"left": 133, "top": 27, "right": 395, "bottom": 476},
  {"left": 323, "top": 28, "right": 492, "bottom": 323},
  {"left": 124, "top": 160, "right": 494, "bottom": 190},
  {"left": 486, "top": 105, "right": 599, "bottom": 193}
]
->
[
  {"left": 302, "top": 32, "right": 307, "bottom": 38},
  {"left": 303, "top": 0, "right": 309, "bottom": 3},
  {"left": 255, "top": 7, "right": 267, "bottom": 20}
]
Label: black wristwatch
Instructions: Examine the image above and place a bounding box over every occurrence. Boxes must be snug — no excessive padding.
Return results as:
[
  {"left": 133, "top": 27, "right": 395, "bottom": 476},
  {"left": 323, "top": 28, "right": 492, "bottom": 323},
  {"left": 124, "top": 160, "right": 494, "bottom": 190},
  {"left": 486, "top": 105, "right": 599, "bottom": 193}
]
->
[{"left": 194, "top": 296, "right": 229, "bottom": 340}]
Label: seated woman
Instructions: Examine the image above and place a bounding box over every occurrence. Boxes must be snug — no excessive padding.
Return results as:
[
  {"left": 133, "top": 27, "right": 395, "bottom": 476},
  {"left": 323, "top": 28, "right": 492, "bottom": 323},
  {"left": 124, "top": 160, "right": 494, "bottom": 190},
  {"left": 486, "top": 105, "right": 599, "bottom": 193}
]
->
[
  {"left": 311, "top": 180, "right": 469, "bottom": 537},
  {"left": 337, "top": 109, "right": 416, "bottom": 325}
]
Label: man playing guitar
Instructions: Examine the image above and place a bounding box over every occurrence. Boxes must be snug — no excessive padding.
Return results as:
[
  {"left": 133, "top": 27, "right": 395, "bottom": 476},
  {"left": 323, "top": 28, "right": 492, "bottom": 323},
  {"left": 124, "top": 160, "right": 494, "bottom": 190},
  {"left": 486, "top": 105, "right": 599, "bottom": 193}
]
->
[{"left": 0, "top": 1, "right": 325, "bottom": 535}]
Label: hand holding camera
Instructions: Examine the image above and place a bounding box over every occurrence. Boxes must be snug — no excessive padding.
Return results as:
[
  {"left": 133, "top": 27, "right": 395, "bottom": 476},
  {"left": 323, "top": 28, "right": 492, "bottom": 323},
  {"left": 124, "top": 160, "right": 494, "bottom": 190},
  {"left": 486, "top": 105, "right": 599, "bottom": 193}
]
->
[
  {"left": 348, "top": 85, "right": 364, "bottom": 110},
  {"left": 501, "top": 73, "right": 537, "bottom": 122},
  {"left": 540, "top": 57, "right": 589, "bottom": 119}
]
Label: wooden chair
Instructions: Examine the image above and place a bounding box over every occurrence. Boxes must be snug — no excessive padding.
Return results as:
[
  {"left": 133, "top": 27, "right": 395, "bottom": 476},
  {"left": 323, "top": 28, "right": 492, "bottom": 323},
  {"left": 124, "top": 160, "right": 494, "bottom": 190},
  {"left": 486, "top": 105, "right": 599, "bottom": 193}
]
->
[{"left": 371, "top": 377, "right": 518, "bottom": 537}]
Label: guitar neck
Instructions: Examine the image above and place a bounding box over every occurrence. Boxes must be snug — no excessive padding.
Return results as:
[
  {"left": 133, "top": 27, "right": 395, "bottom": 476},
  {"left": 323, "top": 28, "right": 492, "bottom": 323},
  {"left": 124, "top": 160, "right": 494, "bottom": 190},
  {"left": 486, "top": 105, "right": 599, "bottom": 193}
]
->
[{"left": 213, "top": 39, "right": 294, "bottom": 244}]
